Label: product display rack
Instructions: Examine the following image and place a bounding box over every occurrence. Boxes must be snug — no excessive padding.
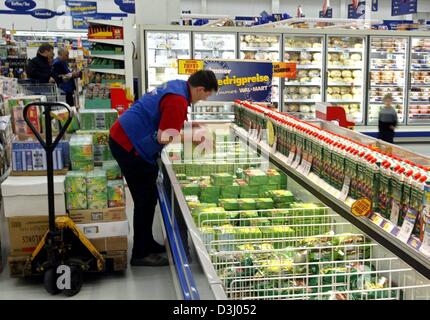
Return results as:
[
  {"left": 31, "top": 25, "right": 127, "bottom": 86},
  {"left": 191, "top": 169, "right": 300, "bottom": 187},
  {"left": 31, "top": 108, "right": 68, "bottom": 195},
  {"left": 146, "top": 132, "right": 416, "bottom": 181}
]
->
[
  {"left": 87, "top": 18, "right": 134, "bottom": 96},
  {"left": 141, "top": 25, "right": 430, "bottom": 127},
  {"left": 155, "top": 108, "right": 430, "bottom": 300}
]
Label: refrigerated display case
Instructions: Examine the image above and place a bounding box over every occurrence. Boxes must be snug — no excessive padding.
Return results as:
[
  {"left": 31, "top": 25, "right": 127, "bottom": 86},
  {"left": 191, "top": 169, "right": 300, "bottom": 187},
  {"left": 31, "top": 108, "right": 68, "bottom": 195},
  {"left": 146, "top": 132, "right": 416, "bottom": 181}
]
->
[
  {"left": 193, "top": 32, "right": 236, "bottom": 60},
  {"left": 326, "top": 36, "right": 366, "bottom": 125},
  {"left": 408, "top": 37, "right": 430, "bottom": 124},
  {"left": 146, "top": 31, "right": 191, "bottom": 91},
  {"left": 239, "top": 33, "right": 281, "bottom": 106},
  {"left": 368, "top": 36, "right": 408, "bottom": 125},
  {"left": 157, "top": 112, "right": 430, "bottom": 299},
  {"left": 283, "top": 35, "right": 324, "bottom": 119}
]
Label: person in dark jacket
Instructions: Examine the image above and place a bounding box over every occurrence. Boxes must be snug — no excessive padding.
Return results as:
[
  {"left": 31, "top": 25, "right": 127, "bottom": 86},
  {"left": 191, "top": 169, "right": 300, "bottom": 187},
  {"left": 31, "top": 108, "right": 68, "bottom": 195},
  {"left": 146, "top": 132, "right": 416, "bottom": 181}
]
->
[
  {"left": 109, "top": 70, "right": 218, "bottom": 266},
  {"left": 52, "top": 48, "right": 81, "bottom": 107},
  {"left": 26, "top": 43, "right": 55, "bottom": 84},
  {"left": 378, "top": 93, "right": 398, "bottom": 144}
]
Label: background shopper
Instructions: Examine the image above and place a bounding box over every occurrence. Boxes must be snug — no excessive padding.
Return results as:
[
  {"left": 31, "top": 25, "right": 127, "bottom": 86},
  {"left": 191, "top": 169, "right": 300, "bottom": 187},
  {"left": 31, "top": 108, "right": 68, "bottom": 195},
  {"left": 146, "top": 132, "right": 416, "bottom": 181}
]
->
[
  {"left": 378, "top": 93, "right": 398, "bottom": 144},
  {"left": 109, "top": 70, "right": 218, "bottom": 266},
  {"left": 26, "top": 43, "right": 55, "bottom": 84}
]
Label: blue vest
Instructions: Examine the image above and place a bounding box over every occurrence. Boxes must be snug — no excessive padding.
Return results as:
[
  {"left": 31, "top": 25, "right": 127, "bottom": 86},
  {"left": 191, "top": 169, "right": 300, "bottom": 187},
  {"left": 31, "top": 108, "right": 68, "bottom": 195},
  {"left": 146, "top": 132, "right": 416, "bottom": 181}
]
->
[{"left": 119, "top": 80, "right": 190, "bottom": 164}]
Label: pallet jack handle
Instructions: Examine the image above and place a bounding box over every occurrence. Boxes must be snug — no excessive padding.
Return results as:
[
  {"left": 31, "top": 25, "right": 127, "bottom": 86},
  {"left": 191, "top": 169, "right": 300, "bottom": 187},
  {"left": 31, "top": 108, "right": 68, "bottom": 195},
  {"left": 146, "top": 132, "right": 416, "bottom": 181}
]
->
[{"left": 23, "top": 102, "right": 73, "bottom": 233}]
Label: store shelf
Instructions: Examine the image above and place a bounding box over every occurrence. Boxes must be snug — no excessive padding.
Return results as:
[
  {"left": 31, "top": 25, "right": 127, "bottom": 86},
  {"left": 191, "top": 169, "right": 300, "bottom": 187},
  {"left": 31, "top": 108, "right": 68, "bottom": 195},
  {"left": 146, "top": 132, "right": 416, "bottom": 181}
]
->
[
  {"left": 284, "top": 99, "right": 319, "bottom": 103},
  {"left": 327, "top": 99, "right": 362, "bottom": 103},
  {"left": 328, "top": 82, "right": 362, "bottom": 86},
  {"left": 285, "top": 48, "right": 322, "bottom": 52},
  {"left": 284, "top": 82, "right": 321, "bottom": 86},
  {"left": 411, "top": 84, "right": 430, "bottom": 87},
  {"left": 148, "top": 47, "right": 190, "bottom": 51},
  {"left": 328, "top": 48, "right": 363, "bottom": 53},
  {"left": 327, "top": 66, "right": 363, "bottom": 70},
  {"left": 371, "top": 50, "right": 405, "bottom": 55},
  {"left": 296, "top": 65, "right": 321, "bottom": 69},
  {"left": 240, "top": 47, "right": 279, "bottom": 51},
  {"left": 89, "top": 68, "right": 125, "bottom": 75},
  {"left": 409, "top": 101, "right": 430, "bottom": 104},
  {"left": 412, "top": 69, "right": 430, "bottom": 72},
  {"left": 194, "top": 48, "right": 235, "bottom": 51},
  {"left": 371, "top": 84, "right": 405, "bottom": 87},
  {"left": 88, "top": 38, "right": 124, "bottom": 46},
  {"left": 371, "top": 68, "right": 405, "bottom": 71},
  {"left": 89, "top": 54, "right": 125, "bottom": 61}
]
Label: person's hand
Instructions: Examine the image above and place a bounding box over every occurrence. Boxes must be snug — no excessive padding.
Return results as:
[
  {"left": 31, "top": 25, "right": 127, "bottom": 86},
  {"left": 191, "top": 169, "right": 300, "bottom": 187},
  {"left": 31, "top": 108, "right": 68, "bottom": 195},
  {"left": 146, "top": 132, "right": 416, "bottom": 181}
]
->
[
  {"left": 48, "top": 77, "right": 56, "bottom": 83},
  {"left": 389, "top": 125, "right": 395, "bottom": 130}
]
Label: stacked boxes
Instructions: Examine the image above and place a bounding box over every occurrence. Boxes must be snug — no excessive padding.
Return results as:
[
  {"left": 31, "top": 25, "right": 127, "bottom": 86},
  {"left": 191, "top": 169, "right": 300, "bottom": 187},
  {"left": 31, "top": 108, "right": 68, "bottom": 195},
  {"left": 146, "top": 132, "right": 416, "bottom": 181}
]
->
[
  {"left": 79, "top": 109, "right": 118, "bottom": 131},
  {"left": 8, "top": 96, "right": 43, "bottom": 136},
  {"left": 77, "top": 130, "right": 112, "bottom": 163},
  {"left": 86, "top": 169, "right": 108, "bottom": 209},
  {"left": 69, "top": 134, "right": 94, "bottom": 171}
]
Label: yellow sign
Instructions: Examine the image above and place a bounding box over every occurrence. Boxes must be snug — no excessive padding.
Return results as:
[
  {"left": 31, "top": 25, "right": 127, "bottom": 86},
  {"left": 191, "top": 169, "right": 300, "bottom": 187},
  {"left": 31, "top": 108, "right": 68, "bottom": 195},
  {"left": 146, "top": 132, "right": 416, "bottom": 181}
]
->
[
  {"left": 267, "top": 120, "right": 276, "bottom": 147},
  {"left": 178, "top": 59, "right": 204, "bottom": 75},
  {"left": 272, "top": 62, "right": 297, "bottom": 79},
  {"left": 351, "top": 198, "right": 372, "bottom": 217}
]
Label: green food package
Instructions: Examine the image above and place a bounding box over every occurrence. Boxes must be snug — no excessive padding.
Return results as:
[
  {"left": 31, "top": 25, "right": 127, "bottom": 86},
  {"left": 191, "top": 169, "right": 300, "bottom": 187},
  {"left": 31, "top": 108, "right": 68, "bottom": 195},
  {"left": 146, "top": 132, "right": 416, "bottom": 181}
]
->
[
  {"left": 266, "top": 169, "right": 281, "bottom": 185},
  {"left": 238, "top": 211, "right": 260, "bottom": 226},
  {"left": 210, "top": 173, "right": 234, "bottom": 186},
  {"left": 93, "top": 144, "right": 113, "bottom": 162},
  {"left": 185, "top": 163, "right": 202, "bottom": 177},
  {"left": 173, "top": 162, "right": 186, "bottom": 174},
  {"left": 176, "top": 174, "right": 188, "bottom": 181},
  {"left": 69, "top": 134, "right": 93, "bottom": 161},
  {"left": 65, "top": 171, "right": 87, "bottom": 193},
  {"left": 66, "top": 192, "right": 87, "bottom": 210},
  {"left": 216, "top": 224, "right": 237, "bottom": 251},
  {"left": 107, "top": 180, "right": 126, "bottom": 208},
  {"left": 244, "top": 169, "right": 268, "bottom": 186},
  {"left": 274, "top": 202, "right": 293, "bottom": 209},
  {"left": 200, "top": 182, "right": 220, "bottom": 198},
  {"left": 236, "top": 179, "right": 260, "bottom": 197},
  {"left": 87, "top": 192, "right": 108, "bottom": 209},
  {"left": 220, "top": 183, "right": 240, "bottom": 198},
  {"left": 200, "top": 226, "right": 217, "bottom": 250},
  {"left": 200, "top": 194, "right": 219, "bottom": 204},
  {"left": 235, "top": 227, "right": 262, "bottom": 241},
  {"left": 76, "top": 130, "right": 109, "bottom": 145},
  {"left": 190, "top": 202, "right": 217, "bottom": 216},
  {"left": 71, "top": 160, "right": 94, "bottom": 172},
  {"left": 182, "top": 183, "right": 200, "bottom": 196},
  {"left": 79, "top": 109, "right": 118, "bottom": 130},
  {"left": 267, "top": 190, "right": 295, "bottom": 204},
  {"left": 102, "top": 160, "right": 122, "bottom": 180},
  {"left": 261, "top": 226, "right": 295, "bottom": 248},
  {"left": 218, "top": 198, "right": 239, "bottom": 211},
  {"left": 86, "top": 169, "right": 108, "bottom": 194},
  {"left": 194, "top": 207, "right": 227, "bottom": 226},
  {"left": 259, "top": 184, "right": 280, "bottom": 197},
  {"left": 238, "top": 198, "right": 257, "bottom": 211},
  {"left": 256, "top": 198, "right": 274, "bottom": 210}
]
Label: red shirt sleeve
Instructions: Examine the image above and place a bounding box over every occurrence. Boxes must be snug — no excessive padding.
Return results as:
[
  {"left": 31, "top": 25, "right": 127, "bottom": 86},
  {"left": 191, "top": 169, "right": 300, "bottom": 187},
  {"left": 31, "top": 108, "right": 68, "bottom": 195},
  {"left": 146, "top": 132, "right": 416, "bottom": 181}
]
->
[{"left": 158, "top": 94, "right": 189, "bottom": 132}]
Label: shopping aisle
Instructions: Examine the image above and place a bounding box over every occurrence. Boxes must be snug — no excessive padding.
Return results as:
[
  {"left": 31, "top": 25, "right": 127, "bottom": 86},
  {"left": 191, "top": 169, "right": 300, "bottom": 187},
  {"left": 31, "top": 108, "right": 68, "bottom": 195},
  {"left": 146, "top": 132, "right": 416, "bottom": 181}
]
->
[
  {"left": 0, "top": 188, "right": 177, "bottom": 300},
  {"left": 401, "top": 143, "right": 430, "bottom": 157}
]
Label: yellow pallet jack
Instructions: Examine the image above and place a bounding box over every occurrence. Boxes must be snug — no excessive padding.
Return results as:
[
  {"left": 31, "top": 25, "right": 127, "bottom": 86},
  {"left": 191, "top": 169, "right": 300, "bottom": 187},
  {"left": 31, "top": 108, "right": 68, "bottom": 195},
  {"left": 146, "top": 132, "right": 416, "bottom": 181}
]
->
[{"left": 21, "top": 102, "right": 105, "bottom": 296}]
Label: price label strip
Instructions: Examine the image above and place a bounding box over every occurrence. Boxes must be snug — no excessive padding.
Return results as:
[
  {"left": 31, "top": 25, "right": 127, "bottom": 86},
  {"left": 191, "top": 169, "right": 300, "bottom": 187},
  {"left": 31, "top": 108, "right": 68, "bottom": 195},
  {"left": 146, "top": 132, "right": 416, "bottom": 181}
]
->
[
  {"left": 303, "top": 156, "right": 313, "bottom": 176},
  {"left": 286, "top": 151, "right": 295, "bottom": 165},
  {"left": 398, "top": 209, "right": 418, "bottom": 243},
  {"left": 339, "top": 176, "right": 351, "bottom": 202},
  {"left": 381, "top": 220, "right": 395, "bottom": 233},
  {"left": 370, "top": 213, "right": 384, "bottom": 227}
]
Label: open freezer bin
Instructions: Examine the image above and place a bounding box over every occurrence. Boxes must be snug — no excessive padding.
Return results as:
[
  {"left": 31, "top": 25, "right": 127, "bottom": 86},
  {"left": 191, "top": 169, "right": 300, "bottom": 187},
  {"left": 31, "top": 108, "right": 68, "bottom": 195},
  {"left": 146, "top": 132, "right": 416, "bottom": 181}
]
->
[{"left": 157, "top": 121, "right": 430, "bottom": 300}]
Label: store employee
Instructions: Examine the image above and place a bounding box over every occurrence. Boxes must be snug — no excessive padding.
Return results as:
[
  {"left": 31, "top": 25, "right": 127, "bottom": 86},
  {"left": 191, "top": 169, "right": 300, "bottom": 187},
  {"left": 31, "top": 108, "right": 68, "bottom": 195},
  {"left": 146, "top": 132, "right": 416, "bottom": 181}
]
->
[
  {"left": 109, "top": 70, "right": 218, "bottom": 267},
  {"left": 378, "top": 93, "right": 398, "bottom": 144}
]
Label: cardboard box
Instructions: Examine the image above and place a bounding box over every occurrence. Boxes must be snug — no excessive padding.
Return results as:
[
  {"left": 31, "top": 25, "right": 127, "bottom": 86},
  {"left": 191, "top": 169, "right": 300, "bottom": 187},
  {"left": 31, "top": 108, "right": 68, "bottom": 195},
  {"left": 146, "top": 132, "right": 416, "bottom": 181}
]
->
[
  {"left": 104, "top": 250, "right": 127, "bottom": 272},
  {"left": 2, "top": 176, "right": 66, "bottom": 217},
  {"left": 8, "top": 255, "right": 28, "bottom": 277},
  {"left": 90, "top": 237, "right": 128, "bottom": 252},
  {"left": 7, "top": 215, "right": 65, "bottom": 256},
  {"left": 77, "top": 220, "right": 129, "bottom": 239},
  {"left": 69, "top": 207, "right": 127, "bottom": 224}
]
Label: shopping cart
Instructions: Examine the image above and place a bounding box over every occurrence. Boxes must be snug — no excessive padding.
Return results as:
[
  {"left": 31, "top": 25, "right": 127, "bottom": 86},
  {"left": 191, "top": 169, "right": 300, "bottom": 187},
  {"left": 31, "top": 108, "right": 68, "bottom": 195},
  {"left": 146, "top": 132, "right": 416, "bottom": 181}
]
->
[{"left": 18, "top": 80, "right": 66, "bottom": 104}]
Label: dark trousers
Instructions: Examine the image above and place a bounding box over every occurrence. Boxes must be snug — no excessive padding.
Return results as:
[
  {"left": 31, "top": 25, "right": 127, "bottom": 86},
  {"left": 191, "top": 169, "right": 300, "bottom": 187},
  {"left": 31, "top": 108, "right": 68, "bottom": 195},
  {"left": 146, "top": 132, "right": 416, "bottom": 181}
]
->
[
  {"left": 109, "top": 137, "right": 160, "bottom": 258},
  {"left": 66, "top": 92, "right": 75, "bottom": 107}
]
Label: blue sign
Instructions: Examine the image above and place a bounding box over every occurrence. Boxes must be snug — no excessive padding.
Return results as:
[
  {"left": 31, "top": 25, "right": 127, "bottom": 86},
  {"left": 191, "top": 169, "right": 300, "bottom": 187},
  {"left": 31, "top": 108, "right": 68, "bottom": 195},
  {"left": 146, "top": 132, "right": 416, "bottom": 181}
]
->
[
  {"left": 66, "top": 1, "right": 97, "bottom": 16},
  {"left": 372, "top": 0, "right": 378, "bottom": 11},
  {"left": 392, "top": 0, "right": 417, "bottom": 16},
  {"left": 319, "top": 8, "right": 332, "bottom": 18},
  {"left": 348, "top": 1, "right": 366, "bottom": 19},
  {"left": 5, "top": 0, "right": 36, "bottom": 11},
  {"left": 204, "top": 60, "right": 273, "bottom": 102},
  {"left": 114, "top": 0, "right": 135, "bottom": 14},
  {"left": 30, "top": 9, "right": 63, "bottom": 19}
]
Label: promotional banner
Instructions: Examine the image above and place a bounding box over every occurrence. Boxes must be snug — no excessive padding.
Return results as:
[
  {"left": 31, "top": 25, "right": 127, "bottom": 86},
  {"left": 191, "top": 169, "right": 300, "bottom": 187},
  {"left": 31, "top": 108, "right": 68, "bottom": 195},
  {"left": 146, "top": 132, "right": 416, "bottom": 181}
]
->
[
  {"left": 392, "top": 0, "right": 417, "bottom": 16},
  {"left": 348, "top": 1, "right": 365, "bottom": 19},
  {"left": 66, "top": 1, "right": 97, "bottom": 30},
  {"left": 114, "top": 0, "right": 135, "bottom": 14},
  {"left": 272, "top": 62, "right": 297, "bottom": 78},
  {"left": 0, "top": 1, "right": 64, "bottom": 19},
  {"left": 5, "top": 0, "right": 36, "bottom": 11}
]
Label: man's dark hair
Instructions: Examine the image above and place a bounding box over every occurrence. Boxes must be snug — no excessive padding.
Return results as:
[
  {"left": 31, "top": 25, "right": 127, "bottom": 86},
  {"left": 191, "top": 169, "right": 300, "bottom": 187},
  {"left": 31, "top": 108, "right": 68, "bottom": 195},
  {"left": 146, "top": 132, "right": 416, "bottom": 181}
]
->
[
  {"left": 38, "top": 43, "right": 54, "bottom": 54},
  {"left": 188, "top": 70, "right": 218, "bottom": 92}
]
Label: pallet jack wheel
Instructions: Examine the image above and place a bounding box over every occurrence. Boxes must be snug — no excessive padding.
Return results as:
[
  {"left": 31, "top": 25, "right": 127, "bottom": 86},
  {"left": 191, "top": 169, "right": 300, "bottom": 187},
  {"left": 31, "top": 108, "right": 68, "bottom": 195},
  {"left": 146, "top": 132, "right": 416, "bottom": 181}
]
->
[
  {"left": 43, "top": 269, "right": 61, "bottom": 295},
  {"left": 63, "top": 266, "right": 83, "bottom": 297}
]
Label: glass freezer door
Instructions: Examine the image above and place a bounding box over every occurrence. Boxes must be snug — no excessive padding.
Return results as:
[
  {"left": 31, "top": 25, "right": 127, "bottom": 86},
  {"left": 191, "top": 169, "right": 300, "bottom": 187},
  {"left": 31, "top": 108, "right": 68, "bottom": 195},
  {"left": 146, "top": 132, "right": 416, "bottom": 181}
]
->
[
  {"left": 326, "top": 36, "right": 366, "bottom": 125},
  {"left": 145, "top": 31, "right": 191, "bottom": 92},
  {"left": 239, "top": 33, "right": 281, "bottom": 108},
  {"left": 368, "top": 36, "right": 408, "bottom": 125},
  {"left": 283, "top": 35, "right": 324, "bottom": 119},
  {"left": 408, "top": 37, "right": 430, "bottom": 124},
  {"left": 193, "top": 32, "right": 236, "bottom": 60}
]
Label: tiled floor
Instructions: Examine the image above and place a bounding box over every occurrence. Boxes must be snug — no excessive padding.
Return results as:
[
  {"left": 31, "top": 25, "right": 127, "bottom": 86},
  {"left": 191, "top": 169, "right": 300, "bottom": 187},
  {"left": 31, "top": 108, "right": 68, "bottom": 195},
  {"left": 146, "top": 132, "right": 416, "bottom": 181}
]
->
[{"left": 0, "top": 188, "right": 177, "bottom": 300}]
